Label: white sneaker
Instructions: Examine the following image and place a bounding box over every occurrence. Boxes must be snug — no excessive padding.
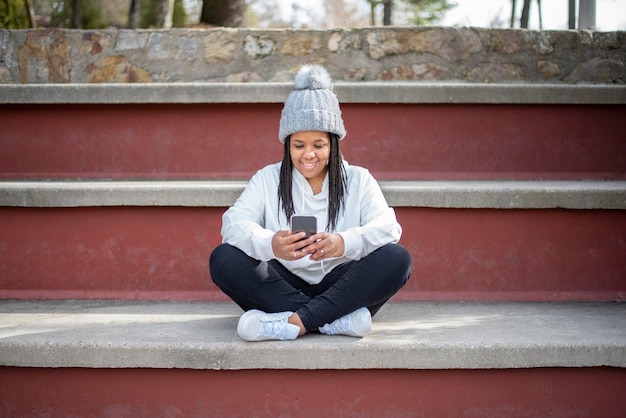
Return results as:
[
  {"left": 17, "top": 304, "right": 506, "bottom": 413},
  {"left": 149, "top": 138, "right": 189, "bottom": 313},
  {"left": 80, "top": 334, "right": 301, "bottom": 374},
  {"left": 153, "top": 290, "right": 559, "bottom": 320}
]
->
[
  {"left": 319, "top": 307, "right": 372, "bottom": 337},
  {"left": 237, "top": 309, "right": 300, "bottom": 342}
]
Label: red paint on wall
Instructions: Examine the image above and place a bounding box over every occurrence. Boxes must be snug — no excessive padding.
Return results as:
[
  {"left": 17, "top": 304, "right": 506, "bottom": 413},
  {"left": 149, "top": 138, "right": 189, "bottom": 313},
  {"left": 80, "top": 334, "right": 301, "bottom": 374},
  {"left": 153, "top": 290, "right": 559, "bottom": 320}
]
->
[
  {"left": 1, "top": 207, "right": 624, "bottom": 301},
  {"left": 395, "top": 208, "right": 626, "bottom": 301},
  {"left": 1, "top": 103, "right": 625, "bottom": 180},
  {"left": 2, "top": 367, "right": 625, "bottom": 417},
  {"left": 0, "top": 207, "right": 223, "bottom": 300}
]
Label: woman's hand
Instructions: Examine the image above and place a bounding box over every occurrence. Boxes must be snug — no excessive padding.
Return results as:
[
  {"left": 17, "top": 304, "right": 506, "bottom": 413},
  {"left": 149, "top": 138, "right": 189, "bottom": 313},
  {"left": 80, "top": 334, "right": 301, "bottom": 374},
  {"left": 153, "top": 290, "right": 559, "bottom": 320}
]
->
[
  {"left": 272, "top": 230, "right": 309, "bottom": 261},
  {"left": 303, "top": 232, "right": 345, "bottom": 261}
]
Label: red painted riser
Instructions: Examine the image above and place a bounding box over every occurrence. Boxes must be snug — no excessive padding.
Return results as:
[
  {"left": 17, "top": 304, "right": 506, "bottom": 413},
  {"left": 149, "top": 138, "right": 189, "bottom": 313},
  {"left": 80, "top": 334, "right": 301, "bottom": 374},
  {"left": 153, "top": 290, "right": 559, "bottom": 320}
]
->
[
  {"left": 2, "top": 367, "right": 625, "bottom": 417},
  {"left": 1, "top": 207, "right": 624, "bottom": 301},
  {"left": 1, "top": 103, "right": 625, "bottom": 180}
]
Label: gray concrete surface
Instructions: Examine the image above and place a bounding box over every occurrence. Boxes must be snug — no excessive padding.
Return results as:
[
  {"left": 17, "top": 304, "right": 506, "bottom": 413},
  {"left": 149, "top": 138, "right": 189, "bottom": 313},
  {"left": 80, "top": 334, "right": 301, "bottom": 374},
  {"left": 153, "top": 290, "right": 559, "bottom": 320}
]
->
[
  {"left": 0, "top": 300, "right": 624, "bottom": 370},
  {"left": 1, "top": 180, "right": 625, "bottom": 209},
  {"left": 2, "top": 83, "right": 625, "bottom": 105}
]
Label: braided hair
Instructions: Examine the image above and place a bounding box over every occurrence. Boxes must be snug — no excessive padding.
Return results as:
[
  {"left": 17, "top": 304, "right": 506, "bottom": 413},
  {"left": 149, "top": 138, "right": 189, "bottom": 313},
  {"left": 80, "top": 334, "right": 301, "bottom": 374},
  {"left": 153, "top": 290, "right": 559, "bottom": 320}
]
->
[{"left": 278, "top": 133, "right": 346, "bottom": 231}]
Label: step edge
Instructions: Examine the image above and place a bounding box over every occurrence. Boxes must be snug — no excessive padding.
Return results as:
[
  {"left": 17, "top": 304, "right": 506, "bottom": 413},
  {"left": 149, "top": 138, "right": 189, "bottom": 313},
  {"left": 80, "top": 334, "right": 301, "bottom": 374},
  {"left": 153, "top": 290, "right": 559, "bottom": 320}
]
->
[
  {"left": 1, "top": 180, "right": 625, "bottom": 209},
  {"left": 0, "top": 300, "right": 624, "bottom": 370},
  {"left": 1, "top": 83, "right": 625, "bottom": 105}
]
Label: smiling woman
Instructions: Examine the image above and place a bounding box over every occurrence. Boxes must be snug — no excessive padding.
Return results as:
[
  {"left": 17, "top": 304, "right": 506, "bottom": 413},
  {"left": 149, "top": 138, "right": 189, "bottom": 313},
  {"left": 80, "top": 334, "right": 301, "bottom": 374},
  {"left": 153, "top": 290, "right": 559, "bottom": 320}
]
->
[
  {"left": 289, "top": 131, "right": 330, "bottom": 192},
  {"left": 208, "top": 65, "right": 412, "bottom": 342}
]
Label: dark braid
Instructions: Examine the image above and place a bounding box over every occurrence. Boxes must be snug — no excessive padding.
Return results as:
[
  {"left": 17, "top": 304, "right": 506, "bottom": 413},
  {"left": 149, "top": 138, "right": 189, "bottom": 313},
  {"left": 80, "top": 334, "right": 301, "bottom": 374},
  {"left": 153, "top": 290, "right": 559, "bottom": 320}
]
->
[
  {"left": 278, "top": 139, "right": 294, "bottom": 223},
  {"left": 327, "top": 133, "right": 346, "bottom": 231},
  {"left": 278, "top": 133, "right": 346, "bottom": 231}
]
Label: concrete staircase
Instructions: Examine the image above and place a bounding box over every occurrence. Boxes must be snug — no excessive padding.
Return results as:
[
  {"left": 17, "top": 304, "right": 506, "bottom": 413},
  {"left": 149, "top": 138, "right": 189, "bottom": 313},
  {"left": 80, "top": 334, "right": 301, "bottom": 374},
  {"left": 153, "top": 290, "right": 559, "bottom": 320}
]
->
[{"left": 1, "top": 83, "right": 625, "bottom": 416}]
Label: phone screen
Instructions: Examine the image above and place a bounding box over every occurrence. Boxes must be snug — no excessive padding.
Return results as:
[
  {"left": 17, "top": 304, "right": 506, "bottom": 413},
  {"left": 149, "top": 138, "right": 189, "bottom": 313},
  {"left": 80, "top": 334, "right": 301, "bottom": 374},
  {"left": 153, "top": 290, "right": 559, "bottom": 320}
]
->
[{"left": 291, "top": 215, "right": 317, "bottom": 239}]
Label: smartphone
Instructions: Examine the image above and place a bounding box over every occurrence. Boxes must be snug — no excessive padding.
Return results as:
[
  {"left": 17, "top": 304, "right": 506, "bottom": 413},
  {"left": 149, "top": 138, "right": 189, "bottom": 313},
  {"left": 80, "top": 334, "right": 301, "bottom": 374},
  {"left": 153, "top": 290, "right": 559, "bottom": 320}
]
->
[{"left": 291, "top": 215, "right": 317, "bottom": 239}]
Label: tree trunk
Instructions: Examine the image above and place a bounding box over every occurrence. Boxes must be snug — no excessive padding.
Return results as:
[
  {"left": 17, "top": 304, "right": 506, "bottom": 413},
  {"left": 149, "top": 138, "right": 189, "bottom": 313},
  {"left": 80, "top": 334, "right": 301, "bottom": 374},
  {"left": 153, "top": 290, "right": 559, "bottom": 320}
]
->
[
  {"left": 155, "top": 0, "right": 175, "bottom": 28},
  {"left": 568, "top": 0, "right": 576, "bottom": 29},
  {"left": 520, "top": 0, "right": 530, "bottom": 28},
  {"left": 24, "top": 0, "right": 36, "bottom": 28},
  {"left": 510, "top": 0, "right": 517, "bottom": 28},
  {"left": 72, "top": 0, "right": 82, "bottom": 28},
  {"left": 128, "top": 0, "right": 141, "bottom": 29},
  {"left": 382, "top": 0, "right": 392, "bottom": 26},
  {"left": 200, "top": 0, "right": 245, "bottom": 27}
]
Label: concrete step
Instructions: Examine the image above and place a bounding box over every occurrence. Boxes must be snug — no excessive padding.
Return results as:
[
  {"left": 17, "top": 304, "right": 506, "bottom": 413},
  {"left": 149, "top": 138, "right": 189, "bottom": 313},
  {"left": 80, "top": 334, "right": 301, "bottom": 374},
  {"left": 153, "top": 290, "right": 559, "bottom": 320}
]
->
[
  {"left": 2, "top": 83, "right": 625, "bottom": 181},
  {"left": 3, "top": 299, "right": 625, "bottom": 416},
  {"left": 4, "top": 83, "right": 625, "bottom": 105},
  {"left": 2, "top": 179, "right": 625, "bottom": 209},
  {"left": 1, "top": 300, "right": 624, "bottom": 370},
  {"left": 1, "top": 180, "right": 625, "bottom": 302}
]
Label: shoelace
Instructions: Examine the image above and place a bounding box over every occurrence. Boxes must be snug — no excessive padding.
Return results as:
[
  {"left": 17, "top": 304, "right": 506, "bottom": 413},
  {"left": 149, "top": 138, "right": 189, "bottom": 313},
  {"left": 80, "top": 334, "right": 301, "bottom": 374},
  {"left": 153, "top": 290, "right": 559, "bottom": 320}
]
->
[
  {"left": 260, "top": 317, "right": 289, "bottom": 339},
  {"left": 324, "top": 315, "right": 350, "bottom": 335}
]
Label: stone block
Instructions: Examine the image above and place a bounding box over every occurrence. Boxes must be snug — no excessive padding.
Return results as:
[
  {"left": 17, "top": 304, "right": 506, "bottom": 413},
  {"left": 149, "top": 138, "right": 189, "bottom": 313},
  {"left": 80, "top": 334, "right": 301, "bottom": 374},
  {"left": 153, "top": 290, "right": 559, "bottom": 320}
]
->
[
  {"left": 115, "top": 30, "right": 149, "bottom": 51},
  {"left": 86, "top": 56, "right": 152, "bottom": 83},
  {"left": 0, "top": 64, "right": 12, "bottom": 83},
  {"left": 17, "top": 29, "right": 70, "bottom": 83},
  {"left": 565, "top": 57, "right": 619, "bottom": 83},
  {"left": 204, "top": 30, "right": 238, "bottom": 63},
  {"left": 243, "top": 34, "right": 275, "bottom": 59},
  {"left": 410, "top": 28, "right": 482, "bottom": 62},
  {"left": 281, "top": 31, "right": 323, "bottom": 56},
  {"left": 537, "top": 60, "right": 561, "bottom": 78}
]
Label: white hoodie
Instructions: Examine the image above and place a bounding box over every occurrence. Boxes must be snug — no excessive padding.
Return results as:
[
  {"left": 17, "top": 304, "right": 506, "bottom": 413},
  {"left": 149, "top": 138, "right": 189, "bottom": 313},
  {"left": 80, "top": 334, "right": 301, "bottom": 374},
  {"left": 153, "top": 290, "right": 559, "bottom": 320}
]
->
[{"left": 221, "top": 161, "right": 402, "bottom": 284}]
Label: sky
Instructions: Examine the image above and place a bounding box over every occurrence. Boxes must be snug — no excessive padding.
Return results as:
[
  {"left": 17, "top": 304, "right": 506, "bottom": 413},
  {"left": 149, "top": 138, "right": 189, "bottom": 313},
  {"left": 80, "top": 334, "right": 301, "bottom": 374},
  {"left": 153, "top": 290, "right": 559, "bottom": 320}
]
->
[
  {"left": 277, "top": 0, "right": 626, "bottom": 31},
  {"left": 440, "top": 0, "right": 626, "bottom": 31}
]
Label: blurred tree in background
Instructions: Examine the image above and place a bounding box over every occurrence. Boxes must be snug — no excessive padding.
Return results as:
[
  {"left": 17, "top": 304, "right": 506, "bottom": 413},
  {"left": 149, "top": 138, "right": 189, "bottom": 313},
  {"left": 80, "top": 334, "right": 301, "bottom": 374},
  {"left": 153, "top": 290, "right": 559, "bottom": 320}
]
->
[
  {"left": 141, "top": 0, "right": 186, "bottom": 28},
  {"left": 367, "top": 0, "right": 455, "bottom": 26},
  {"left": 406, "top": 0, "right": 455, "bottom": 25},
  {"left": 2, "top": 0, "right": 455, "bottom": 29},
  {"left": 200, "top": 0, "right": 245, "bottom": 26},
  {"left": 1, "top": 0, "right": 34, "bottom": 28},
  {"left": 0, "top": 0, "right": 187, "bottom": 28}
]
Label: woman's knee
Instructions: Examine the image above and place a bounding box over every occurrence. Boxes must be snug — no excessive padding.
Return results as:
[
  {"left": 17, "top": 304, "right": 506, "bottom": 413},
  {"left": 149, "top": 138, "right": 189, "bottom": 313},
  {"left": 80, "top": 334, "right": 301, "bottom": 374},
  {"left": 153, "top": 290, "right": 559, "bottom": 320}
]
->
[
  {"left": 380, "top": 243, "right": 412, "bottom": 283},
  {"left": 381, "top": 243, "right": 411, "bottom": 266},
  {"left": 210, "top": 243, "right": 231, "bottom": 263},
  {"left": 209, "top": 243, "right": 238, "bottom": 284}
]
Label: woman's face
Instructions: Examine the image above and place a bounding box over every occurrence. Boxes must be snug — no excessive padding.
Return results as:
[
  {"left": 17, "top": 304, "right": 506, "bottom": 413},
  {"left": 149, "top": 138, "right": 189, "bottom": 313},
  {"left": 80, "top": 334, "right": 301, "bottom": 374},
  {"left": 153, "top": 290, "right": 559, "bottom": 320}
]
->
[{"left": 289, "top": 131, "right": 330, "bottom": 182}]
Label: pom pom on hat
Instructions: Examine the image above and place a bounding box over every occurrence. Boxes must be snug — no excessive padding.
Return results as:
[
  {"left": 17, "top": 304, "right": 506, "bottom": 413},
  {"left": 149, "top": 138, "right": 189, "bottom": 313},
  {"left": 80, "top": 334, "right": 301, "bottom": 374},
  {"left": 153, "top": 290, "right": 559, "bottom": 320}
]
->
[
  {"left": 294, "top": 65, "right": 332, "bottom": 91},
  {"left": 279, "top": 65, "right": 346, "bottom": 143}
]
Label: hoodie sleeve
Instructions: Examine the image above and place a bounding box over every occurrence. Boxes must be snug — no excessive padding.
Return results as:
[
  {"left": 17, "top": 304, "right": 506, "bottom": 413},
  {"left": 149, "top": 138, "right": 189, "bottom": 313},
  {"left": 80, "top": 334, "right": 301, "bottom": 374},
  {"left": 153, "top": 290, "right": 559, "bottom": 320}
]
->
[
  {"left": 221, "top": 168, "right": 277, "bottom": 261},
  {"left": 339, "top": 168, "right": 402, "bottom": 260}
]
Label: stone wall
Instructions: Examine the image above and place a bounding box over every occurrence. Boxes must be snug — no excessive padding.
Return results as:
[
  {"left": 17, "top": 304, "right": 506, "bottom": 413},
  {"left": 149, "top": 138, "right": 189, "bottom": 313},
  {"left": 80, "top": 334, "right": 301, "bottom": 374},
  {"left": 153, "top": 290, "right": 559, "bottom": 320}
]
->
[{"left": 1, "top": 27, "right": 624, "bottom": 84}]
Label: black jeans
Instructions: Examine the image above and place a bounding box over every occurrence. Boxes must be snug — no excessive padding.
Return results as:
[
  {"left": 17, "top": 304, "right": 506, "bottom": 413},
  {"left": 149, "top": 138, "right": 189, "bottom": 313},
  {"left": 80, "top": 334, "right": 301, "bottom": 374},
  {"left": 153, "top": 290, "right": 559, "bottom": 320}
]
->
[{"left": 209, "top": 243, "right": 412, "bottom": 332}]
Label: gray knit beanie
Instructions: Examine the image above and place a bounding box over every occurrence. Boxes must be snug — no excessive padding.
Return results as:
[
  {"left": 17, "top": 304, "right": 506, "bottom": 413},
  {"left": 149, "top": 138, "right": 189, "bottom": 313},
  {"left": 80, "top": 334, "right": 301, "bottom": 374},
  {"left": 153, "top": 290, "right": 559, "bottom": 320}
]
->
[{"left": 278, "top": 65, "right": 346, "bottom": 143}]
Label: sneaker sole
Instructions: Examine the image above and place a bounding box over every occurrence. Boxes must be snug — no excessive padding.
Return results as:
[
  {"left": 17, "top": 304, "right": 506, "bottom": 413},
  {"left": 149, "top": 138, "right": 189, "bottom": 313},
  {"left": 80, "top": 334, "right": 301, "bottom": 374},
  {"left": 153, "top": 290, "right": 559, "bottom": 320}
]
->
[
  {"left": 347, "top": 307, "right": 372, "bottom": 337},
  {"left": 237, "top": 309, "right": 264, "bottom": 341}
]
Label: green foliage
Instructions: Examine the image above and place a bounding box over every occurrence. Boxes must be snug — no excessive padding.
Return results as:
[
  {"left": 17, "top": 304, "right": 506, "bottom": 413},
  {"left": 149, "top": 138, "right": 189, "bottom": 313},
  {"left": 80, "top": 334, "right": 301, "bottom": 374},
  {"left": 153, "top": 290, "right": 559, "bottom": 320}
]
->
[
  {"left": 1, "top": 0, "right": 31, "bottom": 28},
  {"left": 140, "top": 0, "right": 157, "bottom": 27},
  {"left": 141, "top": 0, "right": 187, "bottom": 28},
  {"left": 17, "top": 0, "right": 186, "bottom": 29},
  {"left": 172, "top": 0, "right": 186, "bottom": 27},
  {"left": 81, "top": 1, "right": 107, "bottom": 28},
  {"left": 366, "top": 0, "right": 455, "bottom": 26},
  {"left": 49, "top": 0, "right": 106, "bottom": 28},
  {"left": 405, "top": 0, "right": 455, "bottom": 25}
]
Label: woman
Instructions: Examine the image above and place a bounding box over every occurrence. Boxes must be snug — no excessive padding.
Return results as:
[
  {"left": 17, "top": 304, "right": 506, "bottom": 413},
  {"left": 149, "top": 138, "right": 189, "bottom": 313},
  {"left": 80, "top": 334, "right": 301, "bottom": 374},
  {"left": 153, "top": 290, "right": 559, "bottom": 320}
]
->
[{"left": 209, "top": 65, "right": 411, "bottom": 341}]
